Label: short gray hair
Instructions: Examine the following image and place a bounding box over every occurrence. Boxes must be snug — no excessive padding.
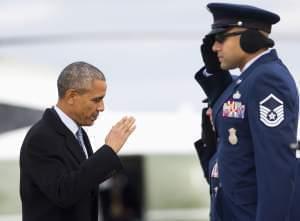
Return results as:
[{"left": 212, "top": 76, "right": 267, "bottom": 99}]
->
[{"left": 57, "top": 61, "right": 106, "bottom": 98}]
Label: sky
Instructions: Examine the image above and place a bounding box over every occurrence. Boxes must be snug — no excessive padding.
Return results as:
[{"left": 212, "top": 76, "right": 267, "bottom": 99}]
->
[{"left": 0, "top": 0, "right": 299, "bottom": 113}]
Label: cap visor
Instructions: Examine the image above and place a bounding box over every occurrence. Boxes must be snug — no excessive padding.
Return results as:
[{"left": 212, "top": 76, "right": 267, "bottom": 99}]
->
[{"left": 208, "top": 27, "right": 227, "bottom": 35}]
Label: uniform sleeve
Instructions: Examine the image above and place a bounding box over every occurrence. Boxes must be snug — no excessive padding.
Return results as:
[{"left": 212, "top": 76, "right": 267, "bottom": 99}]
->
[
  {"left": 194, "top": 139, "right": 214, "bottom": 183},
  {"left": 195, "top": 67, "right": 232, "bottom": 106},
  {"left": 21, "top": 133, "right": 123, "bottom": 208},
  {"left": 247, "top": 70, "right": 298, "bottom": 221}
]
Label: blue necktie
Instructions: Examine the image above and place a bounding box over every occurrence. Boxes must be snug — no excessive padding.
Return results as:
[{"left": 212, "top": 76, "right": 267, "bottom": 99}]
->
[{"left": 76, "top": 127, "right": 88, "bottom": 159}]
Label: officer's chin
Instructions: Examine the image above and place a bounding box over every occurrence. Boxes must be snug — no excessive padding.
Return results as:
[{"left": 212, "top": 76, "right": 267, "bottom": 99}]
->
[
  {"left": 220, "top": 63, "right": 229, "bottom": 70},
  {"left": 221, "top": 62, "right": 235, "bottom": 71}
]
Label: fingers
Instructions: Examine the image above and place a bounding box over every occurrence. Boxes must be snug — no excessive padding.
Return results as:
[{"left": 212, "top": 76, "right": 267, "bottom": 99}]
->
[
  {"left": 203, "top": 34, "right": 214, "bottom": 45},
  {"left": 105, "top": 116, "right": 136, "bottom": 153},
  {"left": 126, "top": 123, "right": 136, "bottom": 136},
  {"left": 114, "top": 116, "right": 127, "bottom": 128},
  {"left": 124, "top": 117, "right": 136, "bottom": 134},
  {"left": 114, "top": 116, "right": 136, "bottom": 133}
]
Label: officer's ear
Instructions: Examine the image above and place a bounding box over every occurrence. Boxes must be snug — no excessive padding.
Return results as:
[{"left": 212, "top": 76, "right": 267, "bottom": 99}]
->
[{"left": 240, "top": 29, "right": 274, "bottom": 53}]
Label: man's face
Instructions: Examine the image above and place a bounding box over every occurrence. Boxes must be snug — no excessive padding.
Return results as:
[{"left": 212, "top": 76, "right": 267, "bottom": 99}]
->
[
  {"left": 72, "top": 79, "right": 107, "bottom": 126},
  {"left": 212, "top": 27, "right": 249, "bottom": 70}
]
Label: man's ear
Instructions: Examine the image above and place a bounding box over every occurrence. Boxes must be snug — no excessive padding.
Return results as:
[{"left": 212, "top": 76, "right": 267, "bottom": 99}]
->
[
  {"left": 240, "top": 29, "right": 274, "bottom": 53},
  {"left": 65, "top": 89, "right": 78, "bottom": 105}
]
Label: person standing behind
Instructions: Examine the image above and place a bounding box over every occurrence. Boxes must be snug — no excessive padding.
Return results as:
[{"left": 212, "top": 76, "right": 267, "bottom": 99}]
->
[
  {"left": 194, "top": 104, "right": 222, "bottom": 221},
  {"left": 194, "top": 23, "right": 234, "bottom": 221},
  {"left": 20, "top": 61, "right": 136, "bottom": 221},
  {"left": 194, "top": 3, "right": 299, "bottom": 221}
]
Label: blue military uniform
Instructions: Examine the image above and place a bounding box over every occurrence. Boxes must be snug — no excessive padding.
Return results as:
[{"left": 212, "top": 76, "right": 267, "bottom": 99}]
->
[
  {"left": 213, "top": 49, "right": 299, "bottom": 221},
  {"left": 195, "top": 3, "right": 300, "bottom": 221}
]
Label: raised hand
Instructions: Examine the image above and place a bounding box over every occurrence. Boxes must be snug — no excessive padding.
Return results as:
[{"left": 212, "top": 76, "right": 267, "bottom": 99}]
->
[
  {"left": 200, "top": 35, "right": 222, "bottom": 73},
  {"left": 105, "top": 116, "right": 136, "bottom": 153}
]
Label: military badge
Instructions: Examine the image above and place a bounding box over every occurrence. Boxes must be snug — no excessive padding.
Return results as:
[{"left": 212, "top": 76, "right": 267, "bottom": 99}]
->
[
  {"left": 222, "top": 100, "right": 245, "bottom": 118},
  {"left": 233, "top": 90, "right": 241, "bottom": 99},
  {"left": 259, "top": 94, "right": 284, "bottom": 127},
  {"left": 228, "top": 128, "right": 238, "bottom": 145}
]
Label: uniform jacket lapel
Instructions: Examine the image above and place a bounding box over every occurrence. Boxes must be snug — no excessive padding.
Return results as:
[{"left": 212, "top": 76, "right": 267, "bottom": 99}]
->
[
  {"left": 43, "top": 108, "right": 86, "bottom": 163},
  {"left": 212, "top": 49, "right": 279, "bottom": 126}
]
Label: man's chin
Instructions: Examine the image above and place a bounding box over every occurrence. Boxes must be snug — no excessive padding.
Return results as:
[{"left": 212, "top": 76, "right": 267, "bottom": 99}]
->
[
  {"left": 221, "top": 63, "right": 233, "bottom": 71},
  {"left": 88, "top": 121, "right": 95, "bottom": 126},
  {"left": 82, "top": 121, "right": 94, "bottom": 127}
]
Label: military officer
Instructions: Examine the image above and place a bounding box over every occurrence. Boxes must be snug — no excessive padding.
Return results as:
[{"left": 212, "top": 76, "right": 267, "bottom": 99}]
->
[{"left": 194, "top": 2, "right": 299, "bottom": 221}]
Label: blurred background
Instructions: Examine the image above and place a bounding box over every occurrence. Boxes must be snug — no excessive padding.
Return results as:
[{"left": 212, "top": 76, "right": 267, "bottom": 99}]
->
[{"left": 0, "top": 0, "right": 299, "bottom": 220}]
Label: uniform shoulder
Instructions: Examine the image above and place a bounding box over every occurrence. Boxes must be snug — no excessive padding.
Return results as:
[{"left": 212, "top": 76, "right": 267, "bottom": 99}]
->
[{"left": 250, "top": 59, "right": 295, "bottom": 85}]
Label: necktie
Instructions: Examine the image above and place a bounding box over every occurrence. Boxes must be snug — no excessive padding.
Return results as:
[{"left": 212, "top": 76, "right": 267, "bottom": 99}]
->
[{"left": 76, "top": 127, "right": 88, "bottom": 159}]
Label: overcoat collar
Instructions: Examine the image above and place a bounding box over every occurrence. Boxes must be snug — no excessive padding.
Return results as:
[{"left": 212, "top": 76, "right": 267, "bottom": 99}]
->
[{"left": 42, "top": 108, "right": 93, "bottom": 163}]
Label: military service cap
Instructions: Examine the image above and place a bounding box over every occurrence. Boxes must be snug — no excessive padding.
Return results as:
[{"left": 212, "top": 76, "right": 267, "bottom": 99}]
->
[{"left": 207, "top": 3, "right": 280, "bottom": 34}]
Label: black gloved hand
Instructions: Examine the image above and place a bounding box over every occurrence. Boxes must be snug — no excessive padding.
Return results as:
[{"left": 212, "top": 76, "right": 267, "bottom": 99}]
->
[
  {"left": 194, "top": 107, "right": 217, "bottom": 182},
  {"left": 201, "top": 107, "right": 217, "bottom": 148},
  {"left": 200, "top": 35, "right": 222, "bottom": 73}
]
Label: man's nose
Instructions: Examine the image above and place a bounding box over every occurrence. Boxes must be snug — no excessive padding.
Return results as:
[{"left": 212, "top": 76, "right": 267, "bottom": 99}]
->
[
  {"left": 97, "top": 100, "right": 104, "bottom": 112},
  {"left": 212, "top": 40, "right": 221, "bottom": 52}
]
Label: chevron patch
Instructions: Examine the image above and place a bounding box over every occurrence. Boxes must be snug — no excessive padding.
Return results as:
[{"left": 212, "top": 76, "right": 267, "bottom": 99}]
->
[{"left": 259, "top": 94, "right": 284, "bottom": 127}]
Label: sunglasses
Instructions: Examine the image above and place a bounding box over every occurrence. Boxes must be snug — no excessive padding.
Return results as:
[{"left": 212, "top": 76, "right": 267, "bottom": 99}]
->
[{"left": 215, "top": 31, "right": 245, "bottom": 43}]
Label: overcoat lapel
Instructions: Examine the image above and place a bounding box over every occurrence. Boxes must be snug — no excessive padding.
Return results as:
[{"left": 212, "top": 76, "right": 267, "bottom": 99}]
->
[
  {"left": 82, "top": 128, "right": 94, "bottom": 157},
  {"left": 65, "top": 135, "right": 87, "bottom": 162},
  {"left": 44, "top": 108, "right": 86, "bottom": 163}
]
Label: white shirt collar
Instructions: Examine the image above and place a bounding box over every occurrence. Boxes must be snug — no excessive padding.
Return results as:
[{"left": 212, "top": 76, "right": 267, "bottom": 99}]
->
[
  {"left": 54, "top": 105, "right": 79, "bottom": 136},
  {"left": 241, "top": 48, "right": 273, "bottom": 73}
]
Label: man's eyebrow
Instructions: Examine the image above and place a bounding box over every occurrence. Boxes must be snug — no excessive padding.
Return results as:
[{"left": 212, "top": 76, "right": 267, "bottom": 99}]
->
[{"left": 91, "top": 95, "right": 105, "bottom": 101}]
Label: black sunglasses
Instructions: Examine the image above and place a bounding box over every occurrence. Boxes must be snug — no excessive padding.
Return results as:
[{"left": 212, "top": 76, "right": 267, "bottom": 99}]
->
[{"left": 215, "top": 31, "right": 245, "bottom": 43}]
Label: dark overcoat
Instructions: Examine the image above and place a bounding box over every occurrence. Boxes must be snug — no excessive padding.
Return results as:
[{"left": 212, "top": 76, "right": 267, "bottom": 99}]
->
[{"left": 20, "top": 108, "right": 122, "bottom": 221}]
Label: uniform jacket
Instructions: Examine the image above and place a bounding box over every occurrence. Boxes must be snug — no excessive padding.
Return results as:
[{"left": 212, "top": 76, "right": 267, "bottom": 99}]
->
[
  {"left": 198, "top": 50, "right": 300, "bottom": 221},
  {"left": 20, "top": 108, "right": 123, "bottom": 221},
  {"left": 197, "top": 49, "right": 299, "bottom": 221}
]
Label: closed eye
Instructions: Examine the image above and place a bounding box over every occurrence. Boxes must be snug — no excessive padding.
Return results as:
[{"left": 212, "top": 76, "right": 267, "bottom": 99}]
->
[{"left": 91, "top": 96, "right": 104, "bottom": 103}]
